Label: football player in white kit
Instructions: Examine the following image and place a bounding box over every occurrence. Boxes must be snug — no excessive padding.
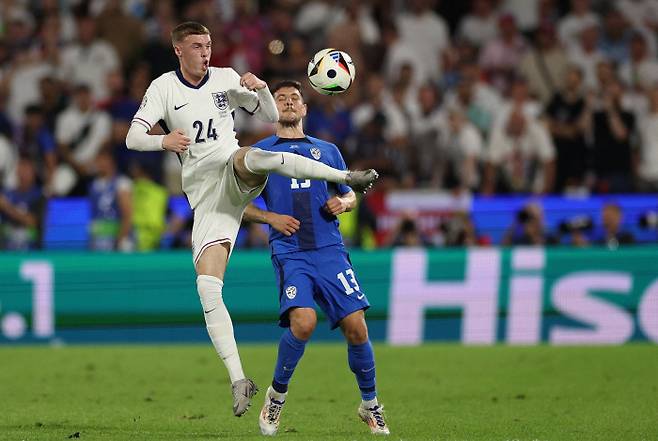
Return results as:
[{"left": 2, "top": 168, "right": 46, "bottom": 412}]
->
[{"left": 125, "top": 22, "right": 378, "bottom": 417}]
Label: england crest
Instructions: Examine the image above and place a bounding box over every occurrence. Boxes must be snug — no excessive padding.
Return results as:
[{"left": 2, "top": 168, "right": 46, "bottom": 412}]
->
[
  {"left": 212, "top": 91, "right": 228, "bottom": 111},
  {"left": 310, "top": 147, "right": 321, "bottom": 160}
]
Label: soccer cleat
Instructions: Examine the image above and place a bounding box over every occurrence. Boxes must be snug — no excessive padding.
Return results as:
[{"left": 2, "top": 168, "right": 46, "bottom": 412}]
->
[
  {"left": 358, "top": 403, "right": 390, "bottom": 435},
  {"left": 231, "top": 378, "right": 258, "bottom": 417},
  {"left": 346, "top": 169, "right": 379, "bottom": 193},
  {"left": 259, "top": 386, "right": 287, "bottom": 436}
]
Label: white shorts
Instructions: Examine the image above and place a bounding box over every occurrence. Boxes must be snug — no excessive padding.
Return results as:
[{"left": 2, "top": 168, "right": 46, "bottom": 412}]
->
[{"left": 191, "top": 152, "right": 266, "bottom": 266}]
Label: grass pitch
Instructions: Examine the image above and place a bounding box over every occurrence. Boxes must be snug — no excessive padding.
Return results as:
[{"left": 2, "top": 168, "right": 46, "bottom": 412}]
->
[{"left": 1, "top": 343, "right": 657, "bottom": 441}]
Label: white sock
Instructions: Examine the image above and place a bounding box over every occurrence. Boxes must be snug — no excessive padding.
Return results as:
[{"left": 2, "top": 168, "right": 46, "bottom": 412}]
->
[
  {"left": 244, "top": 148, "right": 348, "bottom": 183},
  {"left": 197, "top": 275, "right": 245, "bottom": 383},
  {"left": 362, "top": 397, "right": 379, "bottom": 409},
  {"left": 269, "top": 387, "right": 287, "bottom": 401}
]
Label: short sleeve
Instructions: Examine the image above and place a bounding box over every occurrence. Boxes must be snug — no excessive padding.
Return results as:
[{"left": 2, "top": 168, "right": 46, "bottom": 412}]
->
[
  {"left": 132, "top": 81, "right": 166, "bottom": 132},
  {"left": 226, "top": 68, "right": 259, "bottom": 113}
]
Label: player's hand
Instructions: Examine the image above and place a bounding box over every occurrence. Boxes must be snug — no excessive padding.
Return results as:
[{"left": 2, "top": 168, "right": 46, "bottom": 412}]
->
[
  {"left": 324, "top": 196, "right": 349, "bottom": 216},
  {"left": 266, "top": 213, "right": 300, "bottom": 236},
  {"left": 162, "top": 129, "right": 191, "bottom": 153},
  {"left": 240, "top": 72, "right": 267, "bottom": 91}
]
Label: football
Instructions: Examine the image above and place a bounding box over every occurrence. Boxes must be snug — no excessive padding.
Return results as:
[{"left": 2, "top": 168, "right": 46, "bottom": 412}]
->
[{"left": 307, "top": 48, "right": 356, "bottom": 95}]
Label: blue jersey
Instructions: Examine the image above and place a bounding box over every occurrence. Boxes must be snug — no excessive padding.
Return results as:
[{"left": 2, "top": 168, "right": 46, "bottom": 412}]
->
[{"left": 254, "top": 135, "right": 352, "bottom": 255}]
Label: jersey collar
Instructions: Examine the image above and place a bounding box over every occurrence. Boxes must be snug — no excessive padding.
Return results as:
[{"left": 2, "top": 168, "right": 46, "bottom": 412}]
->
[
  {"left": 175, "top": 68, "right": 210, "bottom": 89},
  {"left": 273, "top": 136, "right": 312, "bottom": 145}
]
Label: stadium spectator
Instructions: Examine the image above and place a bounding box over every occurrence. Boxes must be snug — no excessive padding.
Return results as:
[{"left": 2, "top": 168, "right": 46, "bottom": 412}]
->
[
  {"left": 53, "top": 84, "right": 112, "bottom": 196},
  {"left": 327, "top": 2, "right": 380, "bottom": 76},
  {"left": 3, "top": 37, "right": 56, "bottom": 126},
  {"left": 382, "top": 21, "right": 425, "bottom": 88},
  {"left": 478, "top": 13, "right": 527, "bottom": 93},
  {"left": 396, "top": 0, "right": 449, "bottom": 85},
  {"left": 96, "top": 0, "right": 146, "bottom": 68},
  {"left": 139, "top": 16, "right": 178, "bottom": 81},
  {"left": 437, "top": 106, "right": 483, "bottom": 193},
  {"left": 352, "top": 74, "right": 410, "bottom": 177},
  {"left": 38, "top": 76, "right": 68, "bottom": 132},
  {"left": 58, "top": 13, "right": 120, "bottom": 102},
  {"left": 502, "top": 202, "right": 551, "bottom": 246},
  {"left": 637, "top": 86, "right": 658, "bottom": 192},
  {"left": 88, "top": 149, "right": 133, "bottom": 251},
  {"left": 0, "top": 156, "right": 44, "bottom": 250},
  {"left": 457, "top": 0, "right": 499, "bottom": 48},
  {"left": 483, "top": 80, "right": 555, "bottom": 194},
  {"left": 588, "top": 79, "right": 636, "bottom": 193},
  {"left": 617, "top": 0, "right": 658, "bottom": 35},
  {"left": 406, "top": 83, "right": 444, "bottom": 185},
  {"left": 19, "top": 105, "right": 57, "bottom": 194},
  {"left": 598, "top": 9, "right": 634, "bottom": 65},
  {"left": 0, "top": 134, "right": 16, "bottom": 190},
  {"left": 130, "top": 160, "right": 167, "bottom": 252},
  {"left": 618, "top": 33, "right": 658, "bottom": 92},
  {"left": 557, "top": 0, "right": 599, "bottom": 50},
  {"left": 441, "top": 211, "right": 482, "bottom": 247},
  {"left": 388, "top": 214, "right": 433, "bottom": 247},
  {"left": 444, "top": 63, "right": 503, "bottom": 134},
  {"left": 545, "top": 66, "right": 588, "bottom": 193},
  {"left": 519, "top": 22, "right": 569, "bottom": 105},
  {"left": 593, "top": 202, "right": 636, "bottom": 247},
  {"left": 567, "top": 22, "right": 605, "bottom": 90}
]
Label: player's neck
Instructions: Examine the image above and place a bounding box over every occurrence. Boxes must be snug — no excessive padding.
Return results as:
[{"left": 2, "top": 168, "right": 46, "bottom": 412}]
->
[
  {"left": 276, "top": 125, "right": 305, "bottom": 139},
  {"left": 179, "top": 66, "right": 205, "bottom": 86}
]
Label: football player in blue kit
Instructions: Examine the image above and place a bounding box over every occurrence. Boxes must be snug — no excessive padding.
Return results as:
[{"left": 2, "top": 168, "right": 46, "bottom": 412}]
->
[{"left": 243, "top": 80, "right": 390, "bottom": 436}]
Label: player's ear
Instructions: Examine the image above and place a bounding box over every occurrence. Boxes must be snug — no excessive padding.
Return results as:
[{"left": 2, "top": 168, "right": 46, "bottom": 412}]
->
[{"left": 173, "top": 44, "right": 182, "bottom": 57}]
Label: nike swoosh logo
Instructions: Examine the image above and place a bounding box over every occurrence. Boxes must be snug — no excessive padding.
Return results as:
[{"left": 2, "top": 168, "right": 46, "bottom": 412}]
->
[
  {"left": 361, "top": 367, "right": 375, "bottom": 373},
  {"left": 281, "top": 154, "right": 285, "bottom": 164},
  {"left": 174, "top": 103, "right": 189, "bottom": 110},
  {"left": 204, "top": 307, "right": 217, "bottom": 314},
  {"left": 357, "top": 294, "right": 365, "bottom": 300}
]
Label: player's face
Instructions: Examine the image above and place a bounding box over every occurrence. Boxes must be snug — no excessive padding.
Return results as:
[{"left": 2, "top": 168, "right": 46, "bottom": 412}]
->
[
  {"left": 274, "top": 87, "right": 307, "bottom": 125},
  {"left": 175, "top": 34, "right": 211, "bottom": 80}
]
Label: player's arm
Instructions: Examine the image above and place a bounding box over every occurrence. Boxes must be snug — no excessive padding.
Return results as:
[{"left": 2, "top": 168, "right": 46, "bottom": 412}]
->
[
  {"left": 125, "top": 82, "right": 191, "bottom": 153},
  {"left": 231, "top": 71, "right": 279, "bottom": 123},
  {"left": 324, "top": 190, "right": 356, "bottom": 216},
  {"left": 243, "top": 203, "right": 300, "bottom": 237}
]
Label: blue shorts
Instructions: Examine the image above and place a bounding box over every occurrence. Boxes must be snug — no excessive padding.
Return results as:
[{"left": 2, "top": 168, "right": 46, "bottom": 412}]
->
[{"left": 271, "top": 245, "right": 370, "bottom": 329}]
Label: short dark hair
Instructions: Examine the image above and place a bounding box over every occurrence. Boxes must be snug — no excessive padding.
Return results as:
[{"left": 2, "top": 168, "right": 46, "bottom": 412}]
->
[
  {"left": 171, "top": 21, "right": 210, "bottom": 44},
  {"left": 272, "top": 80, "right": 303, "bottom": 99}
]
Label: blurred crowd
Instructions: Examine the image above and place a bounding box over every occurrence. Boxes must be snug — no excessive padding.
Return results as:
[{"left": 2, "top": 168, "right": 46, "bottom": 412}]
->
[{"left": 1, "top": 0, "right": 658, "bottom": 251}]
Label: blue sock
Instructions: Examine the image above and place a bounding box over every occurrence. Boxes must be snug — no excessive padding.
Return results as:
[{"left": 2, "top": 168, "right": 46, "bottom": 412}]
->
[
  {"left": 348, "top": 340, "right": 377, "bottom": 401},
  {"left": 272, "top": 328, "right": 307, "bottom": 393}
]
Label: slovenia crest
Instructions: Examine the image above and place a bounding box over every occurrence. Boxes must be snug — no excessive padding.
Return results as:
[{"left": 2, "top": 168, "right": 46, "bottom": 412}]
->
[
  {"left": 310, "top": 147, "right": 321, "bottom": 160},
  {"left": 212, "top": 91, "right": 228, "bottom": 110},
  {"left": 285, "top": 286, "right": 297, "bottom": 299}
]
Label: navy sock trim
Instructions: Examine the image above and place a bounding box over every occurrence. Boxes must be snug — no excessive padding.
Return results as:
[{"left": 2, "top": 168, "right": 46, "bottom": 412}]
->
[{"left": 272, "top": 380, "right": 288, "bottom": 394}]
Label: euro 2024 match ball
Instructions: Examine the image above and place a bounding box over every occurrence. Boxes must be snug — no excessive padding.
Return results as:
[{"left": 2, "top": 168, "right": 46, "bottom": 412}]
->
[{"left": 307, "top": 48, "right": 356, "bottom": 95}]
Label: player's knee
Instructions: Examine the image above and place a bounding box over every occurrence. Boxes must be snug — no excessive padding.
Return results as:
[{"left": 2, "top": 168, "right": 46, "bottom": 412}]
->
[
  {"left": 344, "top": 323, "right": 369, "bottom": 345},
  {"left": 197, "top": 275, "right": 224, "bottom": 312},
  {"left": 289, "top": 309, "right": 316, "bottom": 340},
  {"left": 235, "top": 147, "right": 267, "bottom": 188}
]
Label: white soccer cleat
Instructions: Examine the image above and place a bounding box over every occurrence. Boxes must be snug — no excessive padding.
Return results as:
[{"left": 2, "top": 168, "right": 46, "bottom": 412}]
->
[
  {"left": 358, "top": 403, "right": 390, "bottom": 435},
  {"left": 259, "top": 386, "right": 287, "bottom": 436}
]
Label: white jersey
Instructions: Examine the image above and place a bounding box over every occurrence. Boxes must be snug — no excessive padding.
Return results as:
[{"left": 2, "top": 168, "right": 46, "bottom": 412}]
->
[{"left": 132, "top": 67, "right": 260, "bottom": 208}]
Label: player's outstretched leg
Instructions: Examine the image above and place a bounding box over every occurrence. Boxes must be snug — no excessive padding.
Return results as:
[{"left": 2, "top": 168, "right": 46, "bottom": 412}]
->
[
  {"left": 236, "top": 147, "right": 379, "bottom": 193},
  {"left": 259, "top": 309, "right": 315, "bottom": 435},
  {"left": 341, "top": 311, "right": 390, "bottom": 435}
]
